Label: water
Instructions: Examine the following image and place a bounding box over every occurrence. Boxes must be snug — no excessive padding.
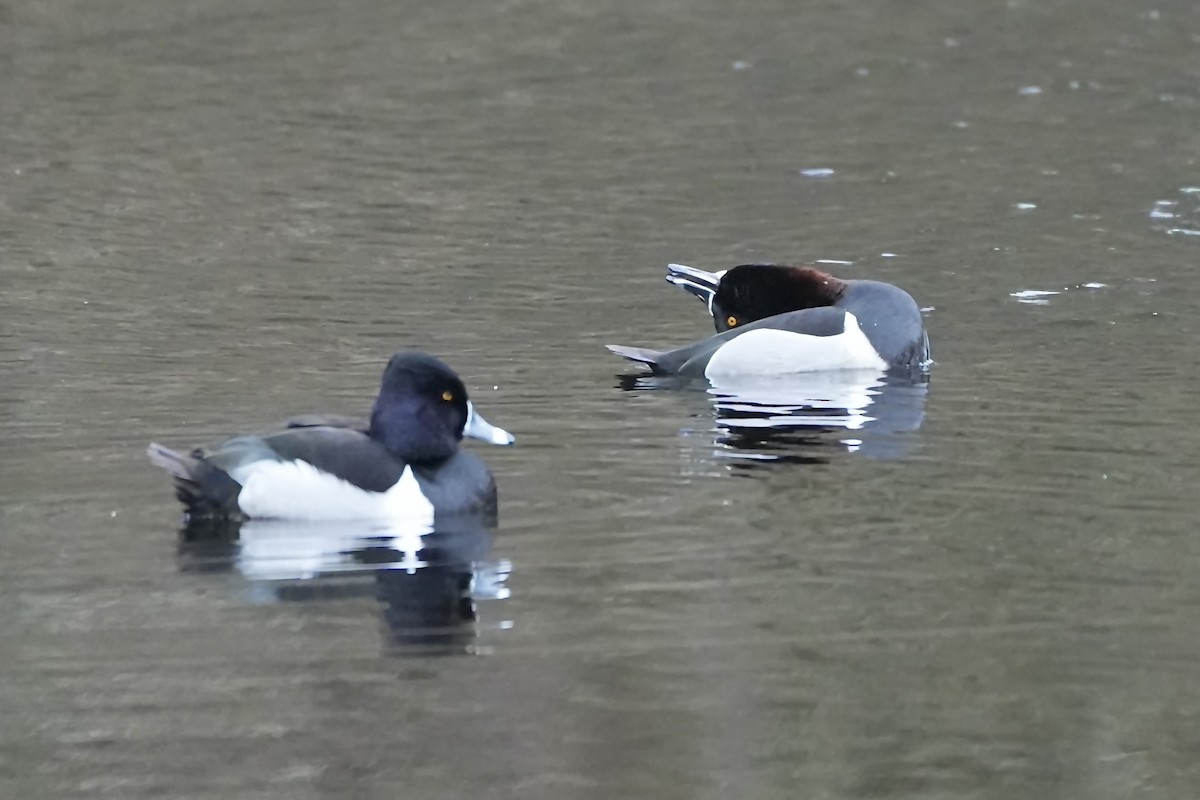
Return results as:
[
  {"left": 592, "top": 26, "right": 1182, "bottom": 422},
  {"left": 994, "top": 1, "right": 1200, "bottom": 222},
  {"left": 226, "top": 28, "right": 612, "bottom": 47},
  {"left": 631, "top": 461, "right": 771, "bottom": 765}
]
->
[{"left": 4, "top": 0, "right": 1200, "bottom": 796}]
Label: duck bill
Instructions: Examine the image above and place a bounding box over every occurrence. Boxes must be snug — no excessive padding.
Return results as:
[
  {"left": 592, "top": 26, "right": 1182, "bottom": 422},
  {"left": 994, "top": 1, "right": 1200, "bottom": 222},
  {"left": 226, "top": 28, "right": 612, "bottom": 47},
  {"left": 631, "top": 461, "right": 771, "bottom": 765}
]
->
[
  {"left": 463, "top": 401, "right": 515, "bottom": 445},
  {"left": 665, "top": 263, "right": 725, "bottom": 311}
]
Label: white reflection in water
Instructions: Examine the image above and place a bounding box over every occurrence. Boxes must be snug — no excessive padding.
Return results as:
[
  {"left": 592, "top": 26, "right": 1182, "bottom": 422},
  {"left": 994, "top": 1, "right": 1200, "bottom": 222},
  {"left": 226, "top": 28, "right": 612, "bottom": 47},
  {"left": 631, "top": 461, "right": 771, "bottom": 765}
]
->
[
  {"left": 703, "top": 370, "right": 927, "bottom": 468},
  {"left": 176, "top": 515, "right": 509, "bottom": 653},
  {"left": 1149, "top": 189, "right": 1200, "bottom": 237},
  {"left": 709, "top": 369, "right": 884, "bottom": 431},
  {"left": 235, "top": 519, "right": 420, "bottom": 581},
  {"left": 1011, "top": 282, "right": 1107, "bottom": 305},
  {"left": 622, "top": 368, "right": 929, "bottom": 474},
  {"left": 1011, "top": 289, "right": 1061, "bottom": 305}
]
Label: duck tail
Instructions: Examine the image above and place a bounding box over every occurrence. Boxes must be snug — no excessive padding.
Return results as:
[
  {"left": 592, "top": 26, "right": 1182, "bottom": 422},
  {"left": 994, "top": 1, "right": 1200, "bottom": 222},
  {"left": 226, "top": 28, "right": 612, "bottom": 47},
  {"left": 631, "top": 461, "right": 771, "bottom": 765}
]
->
[
  {"left": 147, "top": 442, "right": 196, "bottom": 480},
  {"left": 665, "top": 263, "right": 721, "bottom": 305},
  {"left": 606, "top": 344, "right": 663, "bottom": 368},
  {"left": 147, "top": 443, "right": 243, "bottom": 519}
]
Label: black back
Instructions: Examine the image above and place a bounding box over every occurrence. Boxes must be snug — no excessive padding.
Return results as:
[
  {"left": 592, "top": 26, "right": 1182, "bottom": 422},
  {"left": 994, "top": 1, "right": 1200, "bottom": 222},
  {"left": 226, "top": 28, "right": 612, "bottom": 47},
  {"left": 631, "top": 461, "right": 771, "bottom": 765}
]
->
[{"left": 206, "top": 428, "right": 407, "bottom": 493}]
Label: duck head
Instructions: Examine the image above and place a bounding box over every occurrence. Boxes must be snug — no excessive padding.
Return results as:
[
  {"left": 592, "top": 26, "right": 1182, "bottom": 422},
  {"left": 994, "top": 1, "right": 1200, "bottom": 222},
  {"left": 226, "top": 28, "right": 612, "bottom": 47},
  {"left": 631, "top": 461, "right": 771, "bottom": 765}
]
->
[
  {"left": 667, "top": 263, "right": 849, "bottom": 332},
  {"left": 369, "top": 352, "right": 513, "bottom": 464}
]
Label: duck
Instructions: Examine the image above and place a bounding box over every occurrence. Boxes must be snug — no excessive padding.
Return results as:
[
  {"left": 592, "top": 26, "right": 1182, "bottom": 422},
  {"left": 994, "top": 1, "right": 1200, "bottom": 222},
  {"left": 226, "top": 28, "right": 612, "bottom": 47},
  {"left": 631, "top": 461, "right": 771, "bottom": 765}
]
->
[
  {"left": 147, "top": 352, "right": 514, "bottom": 522},
  {"left": 607, "top": 263, "right": 930, "bottom": 378}
]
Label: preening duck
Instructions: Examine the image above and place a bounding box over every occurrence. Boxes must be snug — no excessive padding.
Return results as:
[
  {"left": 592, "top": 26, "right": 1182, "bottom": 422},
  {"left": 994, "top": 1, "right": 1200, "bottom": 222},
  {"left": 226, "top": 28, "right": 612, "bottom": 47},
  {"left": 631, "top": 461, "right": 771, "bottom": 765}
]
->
[{"left": 608, "top": 263, "right": 930, "bottom": 377}]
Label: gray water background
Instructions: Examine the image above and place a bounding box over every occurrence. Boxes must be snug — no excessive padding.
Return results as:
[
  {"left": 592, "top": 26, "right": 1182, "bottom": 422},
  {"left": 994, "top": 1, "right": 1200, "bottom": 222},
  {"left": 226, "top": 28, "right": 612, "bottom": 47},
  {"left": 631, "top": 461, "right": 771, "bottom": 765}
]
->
[{"left": 4, "top": 0, "right": 1200, "bottom": 797}]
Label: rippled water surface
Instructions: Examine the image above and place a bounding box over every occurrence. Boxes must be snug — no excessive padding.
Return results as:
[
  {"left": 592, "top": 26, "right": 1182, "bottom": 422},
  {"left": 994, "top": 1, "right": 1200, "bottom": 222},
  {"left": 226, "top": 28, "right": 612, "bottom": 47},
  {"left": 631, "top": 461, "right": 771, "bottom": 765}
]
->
[{"left": 5, "top": 1, "right": 1200, "bottom": 797}]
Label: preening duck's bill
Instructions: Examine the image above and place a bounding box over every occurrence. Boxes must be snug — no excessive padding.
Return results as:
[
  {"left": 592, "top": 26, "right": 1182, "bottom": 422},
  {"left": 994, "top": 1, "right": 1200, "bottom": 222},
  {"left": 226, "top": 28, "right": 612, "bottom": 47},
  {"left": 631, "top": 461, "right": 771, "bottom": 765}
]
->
[
  {"left": 464, "top": 401, "right": 515, "bottom": 445},
  {"left": 665, "top": 263, "right": 725, "bottom": 311}
]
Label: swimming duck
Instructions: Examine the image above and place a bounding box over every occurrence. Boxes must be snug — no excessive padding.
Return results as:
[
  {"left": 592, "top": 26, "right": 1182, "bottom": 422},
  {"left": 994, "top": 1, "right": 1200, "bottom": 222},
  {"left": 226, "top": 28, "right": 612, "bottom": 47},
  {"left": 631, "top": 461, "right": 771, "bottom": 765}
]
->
[
  {"left": 608, "top": 263, "right": 930, "bottom": 377},
  {"left": 147, "top": 352, "right": 513, "bottom": 522}
]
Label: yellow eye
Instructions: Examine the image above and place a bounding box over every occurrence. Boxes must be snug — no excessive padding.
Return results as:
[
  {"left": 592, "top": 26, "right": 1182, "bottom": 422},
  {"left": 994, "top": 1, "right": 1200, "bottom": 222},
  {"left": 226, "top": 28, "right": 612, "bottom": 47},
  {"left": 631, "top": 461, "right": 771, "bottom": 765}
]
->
[
  {"left": 441, "top": 390, "right": 454, "bottom": 402},
  {"left": 726, "top": 315, "right": 738, "bottom": 328}
]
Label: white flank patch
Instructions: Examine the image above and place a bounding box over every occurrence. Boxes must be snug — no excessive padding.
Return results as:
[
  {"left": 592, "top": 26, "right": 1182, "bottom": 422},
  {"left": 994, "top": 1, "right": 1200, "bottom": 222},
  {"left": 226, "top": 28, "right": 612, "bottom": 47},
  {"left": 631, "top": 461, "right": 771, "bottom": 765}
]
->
[
  {"left": 704, "top": 313, "right": 887, "bottom": 378},
  {"left": 232, "top": 460, "right": 435, "bottom": 523}
]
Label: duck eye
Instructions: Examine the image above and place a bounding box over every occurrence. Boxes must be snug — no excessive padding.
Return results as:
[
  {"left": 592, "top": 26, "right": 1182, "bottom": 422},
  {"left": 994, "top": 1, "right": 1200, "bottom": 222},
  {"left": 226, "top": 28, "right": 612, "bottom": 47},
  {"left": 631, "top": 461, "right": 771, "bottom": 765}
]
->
[
  {"left": 726, "top": 315, "right": 738, "bottom": 327},
  {"left": 441, "top": 390, "right": 454, "bottom": 402}
]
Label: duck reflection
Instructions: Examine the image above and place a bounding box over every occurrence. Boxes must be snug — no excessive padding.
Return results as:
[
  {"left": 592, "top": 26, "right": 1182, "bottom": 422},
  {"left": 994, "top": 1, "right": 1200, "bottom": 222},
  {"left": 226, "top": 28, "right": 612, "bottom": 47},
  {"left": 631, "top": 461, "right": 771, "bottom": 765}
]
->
[
  {"left": 177, "top": 514, "right": 509, "bottom": 654},
  {"left": 618, "top": 367, "right": 929, "bottom": 473}
]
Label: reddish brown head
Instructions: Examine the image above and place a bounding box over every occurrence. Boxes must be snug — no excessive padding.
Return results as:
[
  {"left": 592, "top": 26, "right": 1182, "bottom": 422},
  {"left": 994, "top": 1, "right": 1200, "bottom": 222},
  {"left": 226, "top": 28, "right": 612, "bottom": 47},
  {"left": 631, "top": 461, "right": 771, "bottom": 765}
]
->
[{"left": 710, "top": 264, "right": 848, "bottom": 332}]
